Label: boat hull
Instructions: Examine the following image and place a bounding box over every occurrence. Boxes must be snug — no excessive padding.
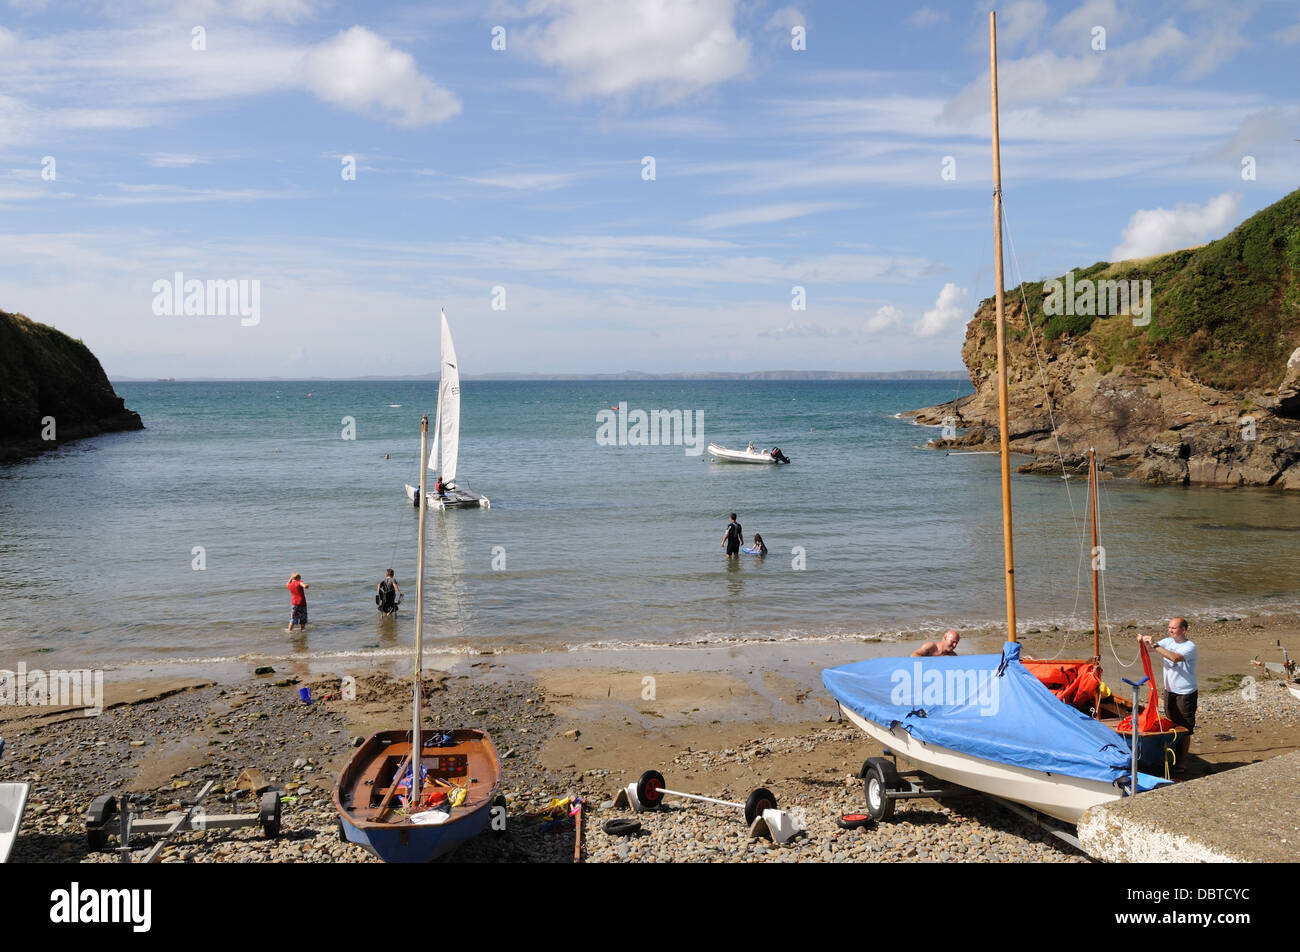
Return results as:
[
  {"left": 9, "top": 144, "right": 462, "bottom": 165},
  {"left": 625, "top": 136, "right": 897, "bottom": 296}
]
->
[
  {"left": 0, "top": 782, "right": 29, "bottom": 864},
  {"left": 333, "top": 729, "right": 500, "bottom": 863},
  {"left": 405, "top": 483, "right": 490, "bottom": 510},
  {"left": 706, "top": 443, "right": 779, "bottom": 464},
  {"left": 838, "top": 705, "right": 1123, "bottom": 825}
]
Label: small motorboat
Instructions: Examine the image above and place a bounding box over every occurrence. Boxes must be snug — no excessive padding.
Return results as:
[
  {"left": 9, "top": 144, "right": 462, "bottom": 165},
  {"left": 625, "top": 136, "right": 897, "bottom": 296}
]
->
[
  {"left": 0, "top": 738, "right": 29, "bottom": 864},
  {"left": 707, "top": 442, "right": 791, "bottom": 464}
]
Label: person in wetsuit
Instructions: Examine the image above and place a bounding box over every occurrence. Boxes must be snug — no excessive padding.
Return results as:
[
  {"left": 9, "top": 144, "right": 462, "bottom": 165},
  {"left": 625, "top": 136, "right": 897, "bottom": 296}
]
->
[{"left": 721, "top": 512, "right": 743, "bottom": 558}]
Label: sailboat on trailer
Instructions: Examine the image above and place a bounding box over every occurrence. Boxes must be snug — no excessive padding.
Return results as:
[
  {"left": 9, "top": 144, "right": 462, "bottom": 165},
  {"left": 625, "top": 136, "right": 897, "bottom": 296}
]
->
[
  {"left": 823, "top": 10, "right": 1169, "bottom": 828},
  {"left": 337, "top": 415, "right": 501, "bottom": 862},
  {"left": 405, "top": 309, "right": 490, "bottom": 510}
]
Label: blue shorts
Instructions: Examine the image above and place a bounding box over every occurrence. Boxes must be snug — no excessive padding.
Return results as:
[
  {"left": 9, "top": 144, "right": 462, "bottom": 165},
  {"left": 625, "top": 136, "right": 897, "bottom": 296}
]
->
[{"left": 291, "top": 604, "right": 308, "bottom": 626}]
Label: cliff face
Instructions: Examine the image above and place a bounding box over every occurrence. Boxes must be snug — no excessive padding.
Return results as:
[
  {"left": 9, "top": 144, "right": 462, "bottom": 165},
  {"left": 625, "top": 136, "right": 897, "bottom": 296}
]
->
[
  {"left": 912, "top": 188, "right": 1300, "bottom": 488},
  {"left": 0, "top": 309, "right": 143, "bottom": 462}
]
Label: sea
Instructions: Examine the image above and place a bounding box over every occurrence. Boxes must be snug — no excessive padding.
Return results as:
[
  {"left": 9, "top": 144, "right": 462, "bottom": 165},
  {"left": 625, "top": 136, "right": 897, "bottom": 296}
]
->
[{"left": 2, "top": 379, "right": 1298, "bottom": 672}]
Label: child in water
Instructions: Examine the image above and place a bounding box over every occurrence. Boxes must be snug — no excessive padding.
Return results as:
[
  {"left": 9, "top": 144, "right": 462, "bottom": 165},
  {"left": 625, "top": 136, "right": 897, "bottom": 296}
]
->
[{"left": 743, "top": 533, "right": 768, "bottom": 556}]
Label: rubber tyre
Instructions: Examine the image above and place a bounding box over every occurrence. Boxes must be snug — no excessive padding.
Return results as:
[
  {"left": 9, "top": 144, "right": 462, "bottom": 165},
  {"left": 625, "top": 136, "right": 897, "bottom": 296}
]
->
[
  {"left": 743, "top": 787, "right": 777, "bottom": 826},
  {"left": 603, "top": 818, "right": 641, "bottom": 836},
  {"left": 864, "top": 764, "right": 896, "bottom": 822},
  {"left": 85, "top": 795, "right": 117, "bottom": 851},
  {"left": 636, "top": 770, "right": 665, "bottom": 811},
  {"left": 259, "top": 792, "right": 282, "bottom": 839}
]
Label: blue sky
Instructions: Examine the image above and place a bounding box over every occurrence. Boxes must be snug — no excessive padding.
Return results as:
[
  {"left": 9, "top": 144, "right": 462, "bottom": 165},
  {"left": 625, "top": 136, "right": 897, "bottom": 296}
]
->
[{"left": 1, "top": 0, "right": 1298, "bottom": 377}]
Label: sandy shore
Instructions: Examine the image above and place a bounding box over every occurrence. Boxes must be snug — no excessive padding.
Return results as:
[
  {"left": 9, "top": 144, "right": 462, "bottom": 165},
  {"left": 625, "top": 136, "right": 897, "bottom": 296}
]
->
[{"left": 3, "top": 614, "right": 1298, "bottom": 863}]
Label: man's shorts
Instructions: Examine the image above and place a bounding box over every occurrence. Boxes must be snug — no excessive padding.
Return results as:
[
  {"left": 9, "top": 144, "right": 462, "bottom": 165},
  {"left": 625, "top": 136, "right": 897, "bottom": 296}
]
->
[
  {"left": 291, "top": 604, "right": 308, "bottom": 626},
  {"left": 1166, "top": 690, "right": 1197, "bottom": 733}
]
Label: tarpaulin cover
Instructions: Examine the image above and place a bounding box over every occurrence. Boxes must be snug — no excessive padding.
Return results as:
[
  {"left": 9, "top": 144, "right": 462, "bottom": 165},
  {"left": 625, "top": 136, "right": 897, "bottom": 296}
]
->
[{"left": 824, "top": 642, "right": 1165, "bottom": 790}]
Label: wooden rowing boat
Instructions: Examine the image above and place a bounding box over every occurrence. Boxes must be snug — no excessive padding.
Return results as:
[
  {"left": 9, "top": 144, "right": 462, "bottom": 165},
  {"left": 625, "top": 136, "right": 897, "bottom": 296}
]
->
[{"left": 333, "top": 729, "right": 500, "bottom": 863}]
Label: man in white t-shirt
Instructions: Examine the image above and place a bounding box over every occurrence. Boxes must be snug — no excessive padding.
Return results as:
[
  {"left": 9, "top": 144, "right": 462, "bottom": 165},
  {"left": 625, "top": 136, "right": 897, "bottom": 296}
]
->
[{"left": 1139, "top": 617, "right": 1197, "bottom": 773}]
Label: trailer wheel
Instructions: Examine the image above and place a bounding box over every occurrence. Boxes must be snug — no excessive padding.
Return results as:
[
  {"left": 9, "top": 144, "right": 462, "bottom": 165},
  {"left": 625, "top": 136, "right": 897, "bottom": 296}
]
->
[
  {"left": 743, "top": 787, "right": 777, "bottom": 826},
  {"left": 636, "top": 770, "right": 665, "bottom": 811},
  {"left": 863, "top": 759, "right": 899, "bottom": 822},
  {"left": 258, "top": 792, "right": 282, "bottom": 838},
  {"left": 85, "top": 795, "right": 117, "bottom": 851}
]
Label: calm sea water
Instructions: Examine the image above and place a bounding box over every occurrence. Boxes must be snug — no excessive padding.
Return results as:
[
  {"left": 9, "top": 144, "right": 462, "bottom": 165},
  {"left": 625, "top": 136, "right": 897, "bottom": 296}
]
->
[{"left": 2, "top": 379, "right": 1298, "bottom": 670}]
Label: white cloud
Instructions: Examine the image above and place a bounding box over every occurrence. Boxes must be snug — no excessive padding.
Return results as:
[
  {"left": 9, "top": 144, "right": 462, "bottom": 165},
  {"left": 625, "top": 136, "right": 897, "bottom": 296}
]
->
[
  {"left": 462, "top": 170, "right": 582, "bottom": 190},
  {"left": 905, "top": 7, "right": 948, "bottom": 29},
  {"left": 302, "top": 27, "right": 461, "bottom": 126},
  {"left": 765, "top": 5, "right": 804, "bottom": 32},
  {"left": 864, "top": 304, "right": 901, "bottom": 333},
  {"left": 1281, "top": 17, "right": 1300, "bottom": 44},
  {"left": 1110, "top": 192, "right": 1241, "bottom": 260},
  {"left": 693, "top": 201, "right": 849, "bottom": 230},
  {"left": 516, "top": 0, "right": 750, "bottom": 103},
  {"left": 915, "top": 283, "right": 968, "bottom": 337},
  {"left": 145, "top": 153, "right": 209, "bottom": 167}
]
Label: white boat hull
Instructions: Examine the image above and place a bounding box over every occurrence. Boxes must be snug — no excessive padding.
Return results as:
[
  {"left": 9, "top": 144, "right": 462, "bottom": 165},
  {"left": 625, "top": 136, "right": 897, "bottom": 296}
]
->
[
  {"left": 0, "top": 782, "right": 29, "bottom": 863},
  {"left": 405, "top": 483, "right": 490, "bottom": 510},
  {"left": 1288, "top": 682, "right": 1300, "bottom": 701},
  {"left": 707, "top": 442, "right": 779, "bottom": 464},
  {"left": 839, "top": 705, "right": 1123, "bottom": 825}
]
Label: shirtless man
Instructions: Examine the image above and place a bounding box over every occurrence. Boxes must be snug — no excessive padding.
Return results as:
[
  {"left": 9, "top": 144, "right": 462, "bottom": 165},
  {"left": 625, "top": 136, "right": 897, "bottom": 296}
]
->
[{"left": 911, "top": 630, "right": 960, "bottom": 657}]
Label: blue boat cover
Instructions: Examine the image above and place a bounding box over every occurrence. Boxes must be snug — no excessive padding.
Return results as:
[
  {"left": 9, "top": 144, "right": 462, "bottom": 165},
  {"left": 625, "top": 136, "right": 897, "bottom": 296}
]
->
[{"left": 824, "top": 642, "right": 1166, "bottom": 791}]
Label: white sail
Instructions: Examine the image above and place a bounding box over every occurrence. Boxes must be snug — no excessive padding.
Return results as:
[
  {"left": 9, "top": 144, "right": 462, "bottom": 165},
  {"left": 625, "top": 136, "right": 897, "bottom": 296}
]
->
[{"left": 438, "top": 310, "right": 461, "bottom": 486}]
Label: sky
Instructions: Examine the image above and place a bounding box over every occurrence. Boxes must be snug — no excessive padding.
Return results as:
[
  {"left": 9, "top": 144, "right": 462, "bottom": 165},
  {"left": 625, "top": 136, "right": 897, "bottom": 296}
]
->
[{"left": 0, "top": 0, "right": 1298, "bottom": 378}]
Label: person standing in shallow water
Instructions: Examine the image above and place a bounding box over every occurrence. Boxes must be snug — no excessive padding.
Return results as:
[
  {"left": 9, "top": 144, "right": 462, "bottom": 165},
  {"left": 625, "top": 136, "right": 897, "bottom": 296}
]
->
[
  {"left": 721, "top": 512, "right": 743, "bottom": 558},
  {"left": 286, "top": 572, "right": 309, "bottom": 632}
]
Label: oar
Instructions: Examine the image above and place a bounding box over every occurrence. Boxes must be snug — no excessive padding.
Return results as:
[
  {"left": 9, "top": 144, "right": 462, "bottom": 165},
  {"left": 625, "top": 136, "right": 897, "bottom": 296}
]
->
[{"left": 374, "top": 751, "right": 413, "bottom": 823}]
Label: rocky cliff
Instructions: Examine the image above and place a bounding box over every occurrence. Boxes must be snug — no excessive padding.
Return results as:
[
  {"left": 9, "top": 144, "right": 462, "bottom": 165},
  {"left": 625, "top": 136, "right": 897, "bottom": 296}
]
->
[
  {"left": 911, "top": 187, "right": 1300, "bottom": 489},
  {"left": 0, "top": 309, "right": 143, "bottom": 462}
]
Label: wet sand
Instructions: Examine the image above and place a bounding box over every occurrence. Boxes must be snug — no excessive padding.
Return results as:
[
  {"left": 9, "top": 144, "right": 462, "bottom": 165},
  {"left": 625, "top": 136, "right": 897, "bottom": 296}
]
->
[{"left": 3, "top": 613, "right": 1298, "bottom": 862}]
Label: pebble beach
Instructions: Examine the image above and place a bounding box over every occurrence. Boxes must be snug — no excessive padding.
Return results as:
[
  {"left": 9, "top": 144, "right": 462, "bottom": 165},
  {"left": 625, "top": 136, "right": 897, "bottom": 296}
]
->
[{"left": 5, "top": 614, "right": 1298, "bottom": 864}]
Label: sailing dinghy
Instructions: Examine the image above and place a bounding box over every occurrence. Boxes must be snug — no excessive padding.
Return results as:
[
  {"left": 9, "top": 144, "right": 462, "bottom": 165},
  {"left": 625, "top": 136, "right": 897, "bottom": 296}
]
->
[
  {"left": 824, "top": 11, "right": 1168, "bottom": 830},
  {"left": 404, "top": 310, "right": 490, "bottom": 510},
  {"left": 707, "top": 442, "right": 791, "bottom": 464},
  {"left": 341, "top": 415, "right": 501, "bottom": 862},
  {"left": 0, "top": 739, "right": 28, "bottom": 863}
]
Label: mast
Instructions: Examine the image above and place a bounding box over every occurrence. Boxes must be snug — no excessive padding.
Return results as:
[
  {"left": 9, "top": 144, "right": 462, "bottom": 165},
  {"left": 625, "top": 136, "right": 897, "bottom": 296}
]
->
[
  {"left": 412, "top": 415, "right": 429, "bottom": 805},
  {"left": 1090, "top": 448, "right": 1100, "bottom": 661},
  {"left": 990, "top": 10, "right": 1017, "bottom": 643}
]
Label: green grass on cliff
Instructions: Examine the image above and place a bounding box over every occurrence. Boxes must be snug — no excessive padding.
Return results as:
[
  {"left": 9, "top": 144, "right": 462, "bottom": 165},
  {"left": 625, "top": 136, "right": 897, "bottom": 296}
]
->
[{"left": 998, "top": 188, "right": 1300, "bottom": 390}]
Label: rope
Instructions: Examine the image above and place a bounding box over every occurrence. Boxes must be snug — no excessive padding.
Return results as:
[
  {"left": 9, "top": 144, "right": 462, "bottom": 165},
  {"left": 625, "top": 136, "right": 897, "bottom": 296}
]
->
[{"left": 999, "top": 199, "right": 1090, "bottom": 658}]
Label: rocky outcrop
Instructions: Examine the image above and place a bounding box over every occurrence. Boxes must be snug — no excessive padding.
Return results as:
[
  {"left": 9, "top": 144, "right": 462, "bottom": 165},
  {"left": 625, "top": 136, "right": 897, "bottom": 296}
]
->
[
  {"left": 909, "top": 188, "right": 1300, "bottom": 489},
  {"left": 0, "top": 309, "right": 143, "bottom": 462}
]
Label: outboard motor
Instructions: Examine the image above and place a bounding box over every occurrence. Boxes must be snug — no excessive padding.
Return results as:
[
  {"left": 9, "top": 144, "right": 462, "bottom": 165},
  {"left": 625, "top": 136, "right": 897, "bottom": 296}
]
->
[{"left": 771, "top": 447, "right": 791, "bottom": 464}]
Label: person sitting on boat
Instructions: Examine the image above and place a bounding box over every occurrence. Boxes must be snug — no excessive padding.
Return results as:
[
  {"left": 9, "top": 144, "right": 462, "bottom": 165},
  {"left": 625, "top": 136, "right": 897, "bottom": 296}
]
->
[
  {"left": 376, "top": 569, "right": 402, "bottom": 616},
  {"left": 435, "top": 476, "right": 448, "bottom": 498},
  {"left": 911, "top": 630, "right": 960, "bottom": 657},
  {"left": 742, "top": 533, "right": 768, "bottom": 556},
  {"left": 747, "top": 441, "right": 757, "bottom": 453},
  {"left": 1139, "top": 618, "right": 1197, "bottom": 773}
]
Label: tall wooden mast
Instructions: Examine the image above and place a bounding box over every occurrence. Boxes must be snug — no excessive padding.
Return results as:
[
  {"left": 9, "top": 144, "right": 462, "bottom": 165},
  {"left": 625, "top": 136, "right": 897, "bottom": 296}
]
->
[
  {"left": 990, "top": 11, "right": 1017, "bottom": 643},
  {"left": 1090, "top": 448, "right": 1100, "bottom": 661},
  {"left": 412, "top": 414, "right": 429, "bottom": 804}
]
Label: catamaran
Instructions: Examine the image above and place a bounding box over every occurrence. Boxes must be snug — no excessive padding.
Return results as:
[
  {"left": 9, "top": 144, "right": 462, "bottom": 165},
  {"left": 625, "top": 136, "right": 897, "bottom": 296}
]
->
[
  {"left": 405, "top": 310, "right": 490, "bottom": 510},
  {"left": 823, "top": 11, "right": 1168, "bottom": 830}
]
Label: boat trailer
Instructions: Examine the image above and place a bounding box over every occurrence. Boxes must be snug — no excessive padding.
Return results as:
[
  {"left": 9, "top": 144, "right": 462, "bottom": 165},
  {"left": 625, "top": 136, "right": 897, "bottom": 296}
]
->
[
  {"left": 85, "top": 780, "right": 283, "bottom": 863},
  {"left": 858, "top": 750, "right": 1086, "bottom": 852}
]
